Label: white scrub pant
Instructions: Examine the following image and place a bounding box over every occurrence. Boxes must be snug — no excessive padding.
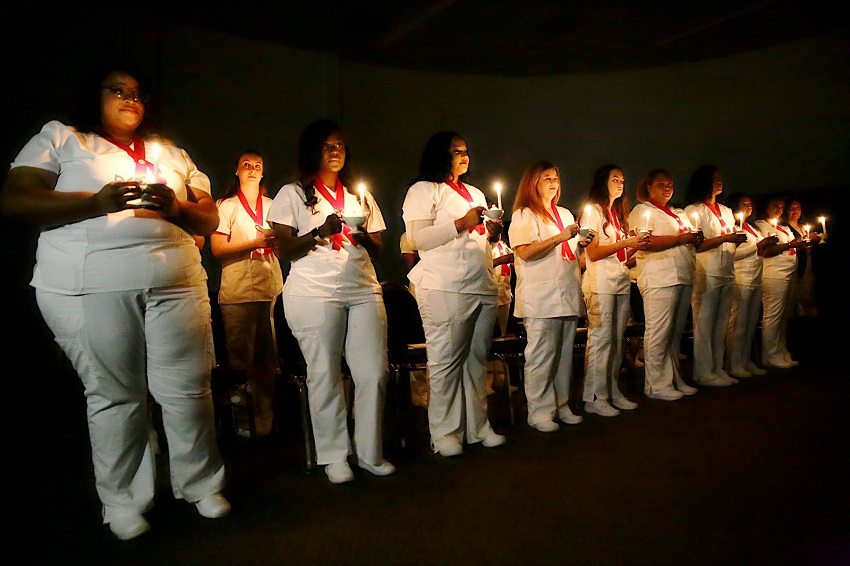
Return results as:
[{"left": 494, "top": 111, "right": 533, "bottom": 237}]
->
[
  {"left": 726, "top": 283, "right": 762, "bottom": 372},
  {"left": 582, "top": 293, "right": 629, "bottom": 403},
  {"left": 640, "top": 284, "right": 692, "bottom": 395},
  {"left": 691, "top": 274, "right": 734, "bottom": 380},
  {"left": 762, "top": 277, "right": 792, "bottom": 364},
  {"left": 36, "top": 285, "right": 225, "bottom": 524},
  {"left": 219, "top": 301, "right": 277, "bottom": 422},
  {"left": 284, "top": 293, "right": 388, "bottom": 466},
  {"left": 416, "top": 289, "right": 498, "bottom": 447},
  {"left": 523, "top": 316, "right": 578, "bottom": 425}
]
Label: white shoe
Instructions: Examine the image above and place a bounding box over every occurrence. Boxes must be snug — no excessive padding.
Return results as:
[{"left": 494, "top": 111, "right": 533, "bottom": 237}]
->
[
  {"left": 433, "top": 436, "right": 463, "bottom": 457},
  {"left": 109, "top": 513, "right": 151, "bottom": 541},
  {"left": 647, "top": 389, "right": 684, "bottom": 401},
  {"left": 482, "top": 430, "right": 506, "bottom": 448},
  {"left": 763, "top": 358, "right": 794, "bottom": 369},
  {"left": 695, "top": 374, "right": 734, "bottom": 387},
  {"left": 530, "top": 419, "right": 560, "bottom": 433},
  {"left": 676, "top": 382, "right": 698, "bottom": 395},
  {"left": 746, "top": 361, "right": 768, "bottom": 376},
  {"left": 357, "top": 458, "right": 397, "bottom": 477},
  {"left": 783, "top": 354, "right": 801, "bottom": 367},
  {"left": 195, "top": 493, "right": 231, "bottom": 519},
  {"left": 728, "top": 367, "right": 752, "bottom": 379},
  {"left": 325, "top": 461, "right": 355, "bottom": 484},
  {"left": 612, "top": 397, "right": 638, "bottom": 410},
  {"left": 584, "top": 399, "right": 620, "bottom": 417},
  {"left": 558, "top": 407, "right": 583, "bottom": 425}
]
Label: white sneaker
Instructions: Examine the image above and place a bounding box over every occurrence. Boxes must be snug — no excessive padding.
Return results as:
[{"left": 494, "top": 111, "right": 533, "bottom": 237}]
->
[
  {"left": 325, "top": 461, "right": 355, "bottom": 484},
  {"left": 584, "top": 399, "right": 620, "bottom": 417},
  {"left": 195, "top": 493, "right": 231, "bottom": 518},
  {"left": 746, "top": 361, "right": 768, "bottom": 376},
  {"left": 612, "top": 397, "right": 638, "bottom": 411},
  {"left": 695, "top": 374, "right": 734, "bottom": 387},
  {"left": 357, "top": 458, "right": 397, "bottom": 477},
  {"left": 109, "top": 513, "right": 151, "bottom": 541},
  {"left": 482, "top": 430, "right": 506, "bottom": 448},
  {"left": 433, "top": 436, "right": 464, "bottom": 457},
  {"left": 647, "top": 389, "right": 684, "bottom": 401},
  {"left": 530, "top": 419, "right": 560, "bottom": 433},
  {"left": 558, "top": 408, "right": 583, "bottom": 425},
  {"left": 676, "top": 381, "right": 698, "bottom": 395},
  {"left": 729, "top": 367, "right": 752, "bottom": 379},
  {"left": 763, "top": 358, "right": 793, "bottom": 369}
]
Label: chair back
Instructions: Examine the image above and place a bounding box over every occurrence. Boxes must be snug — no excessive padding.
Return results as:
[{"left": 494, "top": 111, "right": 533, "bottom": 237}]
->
[{"left": 381, "top": 281, "right": 425, "bottom": 355}]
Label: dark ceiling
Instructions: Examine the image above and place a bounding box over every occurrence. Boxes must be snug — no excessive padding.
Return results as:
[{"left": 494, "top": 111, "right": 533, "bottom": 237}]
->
[{"left": 173, "top": 0, "right": 842, "bottom": 76}]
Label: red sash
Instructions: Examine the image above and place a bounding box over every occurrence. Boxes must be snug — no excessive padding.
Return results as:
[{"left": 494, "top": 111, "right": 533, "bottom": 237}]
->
[
  {"left": 646, "top": 199, "right": 689, "bottom": 233},
  {"left": 495, "top": 241, "right": 511, "bottom": 275},
  {"left": 446, "top": 180, "right": 485, "bottom": 235},
  {"left": 705, "top": 201, "right": 732, "bottom": 234},
  {"left": 774, "top": 225, "right": 797, "bottom": 256},
  {"left": 314, "top": 179, "right": 356, "bottom": 251},
  {"left": 743, "top": 222, "right": 765, "bottom": 256},
  {"left": 607, "top": 208, "right": 627, "bottom": 262},
  {"left": 544, "top": 204, "right": 576, "bottom": 261},
  {"left": 236, "top": 190, "right": 272, "bottom": 255},
  {"left": 104, "top": 135, "right": 158, "bottom": 181}
]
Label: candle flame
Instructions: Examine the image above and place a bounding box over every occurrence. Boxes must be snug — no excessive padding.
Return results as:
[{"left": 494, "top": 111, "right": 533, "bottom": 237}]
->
[{"left": 818, "top": 216, "right": 826, "bottom": 223}]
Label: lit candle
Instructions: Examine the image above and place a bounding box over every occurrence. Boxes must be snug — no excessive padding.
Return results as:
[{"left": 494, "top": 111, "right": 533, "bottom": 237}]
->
[
  {"left": 494, "top": 182, "right": 502, "bottom": 210},
  {"left": 644, "top": 211, "right": 650, "bottom": 232},
  {"left": 357, "top": 183, "right": 366, "bottom": 216},
  {"left": 803, "top": 224, "right": 811, "bottom": 239},
  {"left": 691, "top": 212, "right": 699, "bottom": 232},
  {"left": 770, "top": 218, "right": 778, "bottom": 236},
  {"left": 736, "top": 212, "right": 744, "bottom": 229},
  {"left": 584, "top": 205, "right": 592, "bottom": 226},
  {"left": 818, "top": 216, "right": 827, "bottom": 237}
]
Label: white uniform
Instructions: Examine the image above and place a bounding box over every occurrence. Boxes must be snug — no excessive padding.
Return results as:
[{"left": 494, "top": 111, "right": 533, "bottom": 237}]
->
[
  {"left": 14, "top": 121, "right": 224, "bottom": 523},
  {"left": 725, "top": 221, "right": 765, "bottom": 373},
  {"left": 214, "top": 193, "right": 284, "bottom": 422},
  {"left": 628, "top": 202, "right": 696, "bottom": 396},
  {"left": 267, "top": 182, "right": 388, "bottom": 466},
  {"left": 402, "top": 180, "right": 499, "bottom": 447},
  {"left": 580, "top": 204, "right": 631, "bottom": 404},
  {"left": 491, "top": 240, "right": 513, "bottom": 335},
  {"left": 685, "top": 202, "right": 737, "bottom": 383},
  {"left": 509, "top": 206, "right": 582, "bottom": 427},
  {"left": 755, "top": 219, "right": 798, "bottom": 365}
]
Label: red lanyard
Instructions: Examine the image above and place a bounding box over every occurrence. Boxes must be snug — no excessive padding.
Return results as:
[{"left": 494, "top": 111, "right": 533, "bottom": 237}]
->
[
  {"left": 236, "top": 190, "right": 272, "bottom": 255},
  {"left": 607, "top": 208, "right": 627, "bottom": 262},
  {"left": 544, "top": 204, "right": 576, "bottom": 261},
  {"left": 646, "top": 199, "right": 689, "bottom": 233},
  {"left": 495, "top": 241, "right": 511, "bottom": 275},
  {"left": 705, "top": 201, "right": 732, "bottom": 234},
  {"left": 313, "top": 179, "right": 355, "bottom": 251},
  {"left": 774, "top": 225, "right": 796, "bottom": 256},
  {"left": 104, "top": 135, "right": 157, "bottom": 180},
  {"left": 446, "top": 180, "right": 485, "bottom": 235}
]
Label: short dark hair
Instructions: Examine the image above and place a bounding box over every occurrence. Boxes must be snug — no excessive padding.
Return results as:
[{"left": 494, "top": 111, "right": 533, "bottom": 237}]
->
[{"left": 685, "top": 165, "right": 718, "bottom": 205}]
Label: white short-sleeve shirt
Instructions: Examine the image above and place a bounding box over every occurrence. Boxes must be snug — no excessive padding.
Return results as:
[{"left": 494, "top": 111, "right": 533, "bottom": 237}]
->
[
  {"left": 628, "top": 202, "right": 696, "bottom": 289},
  {"left": 401, "top": 180, "right": 497, "bottom": 295},
  {"left": 12, "top": 121, "right": 209, "bottom": 294},
  {"left": 755, "top": 220, "right": 798, "bottom": 281},
  {"left": 214, "top": 194, "right": 283, "bottom": 304},
  {"left": 733, "top": 222, "right": 765, "bottom": 287},
  {"left": 580, "top": 204, "right": 630, "bottom": 296},
  {"left": 685, "top": 202, "right": 736, "bottom": 280},
  {"left": 267, "top": 182, "right": 385, "bottom": 298},
  {"left": 508, "top": 206, "right": 582, "bottom": 319}
]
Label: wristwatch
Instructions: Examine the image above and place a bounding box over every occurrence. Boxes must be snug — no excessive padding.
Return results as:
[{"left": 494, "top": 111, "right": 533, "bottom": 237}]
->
[{"left": 311, "top": 227, "right": 323, "bottom": 242}]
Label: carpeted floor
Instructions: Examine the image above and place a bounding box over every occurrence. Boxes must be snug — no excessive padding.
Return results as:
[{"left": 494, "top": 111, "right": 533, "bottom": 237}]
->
[{"left": 11, "top": 315, "right": 849, "bottom": 566}]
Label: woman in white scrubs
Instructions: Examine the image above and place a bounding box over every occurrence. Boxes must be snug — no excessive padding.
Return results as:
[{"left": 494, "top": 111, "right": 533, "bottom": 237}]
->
[
  {"left": 684, "top": 166, "right": 747, "bottom": 387},
  {"left": 724, "top": 192, "right": 777, "bottom": 377},
  {"left": 1, "top": 66, "right": 229, "bottom": 540},
  {"left": 269, "top": 120, "right": 395, "bottom": 483},
  {"left": 628, "top": 170, "right": 704, "bottom": 400},
  {"left": 402, "top": 131, "right": 506, "bottom": 456},
  {"left": 508, "top": 161, "right": 584, "bottom": 432},
  {"left": 211, "top": 150, "right": 283, "bottom": 436},
  {"left": 580, "top": 165, "right": 649, "bottom": 417}
]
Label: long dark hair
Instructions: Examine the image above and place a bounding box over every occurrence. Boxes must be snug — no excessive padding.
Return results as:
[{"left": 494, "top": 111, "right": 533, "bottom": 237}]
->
[
  {"left": 685, "top": 164, "right": 718, "bottom": 205},
  {"left": 73, "top": 62, "right": 160, "bottom": 138},
  {"left": 587, "top": 164, "right": 630, "bottom": 235},
  {"left": 296, "top": 119, "right": 356, "bottom": 212},
  {"left": 220, "top": 149, "right": 265, "bottom": 200},
  {"left": 409, "top": 131, "right": 468, "bottom": 187}
]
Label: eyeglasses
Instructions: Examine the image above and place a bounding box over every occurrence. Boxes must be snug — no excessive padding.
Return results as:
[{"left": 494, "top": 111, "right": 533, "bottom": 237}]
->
[
  {"left": 103, "top": 86, "right": 149, "bottom": 104},
  {"left": 322, "top": 142, "right": 346, "bottom": 153},
  {"left": 450, "top": 149, "right": 469, "bottom": 157}
]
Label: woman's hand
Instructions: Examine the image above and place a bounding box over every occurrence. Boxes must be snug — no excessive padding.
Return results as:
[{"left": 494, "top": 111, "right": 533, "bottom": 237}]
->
[
  {"left": 132, "top": 182, "right": 179, "bottom": 216},
  {"left": 93, "top": 181, "right": 145, "bottom": 214},
  {"left": 560, "top": 222, "right": 579, "bottom": 241},
  {"left": 318, "top": 213, "right": 343, "bottom": 238},
  {"left": 455, "top": 206, "right": 485, "bottom": 233},
  {"left": 727, "top": 232, "right": 748, "bottom": 245},
  {"left": 678, "top": 231, "right": 702, "bottom": 246},
  {"left": 485, "top": 218, "right": 503, "bottom": 241},
  {"left": 626, "top": 233, "right": 651, "bottom": 250},
  {"left": 756, "top": 235, "right": 778, "bottom": 253},
  {"left": 790, "top": 238, "right": 809, "bottom": 249}
]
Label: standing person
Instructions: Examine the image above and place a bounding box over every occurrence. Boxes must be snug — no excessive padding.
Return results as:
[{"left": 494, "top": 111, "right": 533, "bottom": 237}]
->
[
  {"left": 724, "top": 192, "right": 777, "bottom": 378},
  {"left": 786, "top": 200, "right": 820, "bottom": 317},
  {"left": 402, "top": 131, "right": 506, "bottom": 456},
  {"left": 684, "top": 166, "right": 747, "bottom": 387},
  {"left": 580, "top": 165, "right": 649, "bottom": 417},
  {"left": 210, "top": 150, "right": 283, "bottom": 437},
  {"left": 0, "top": 66, "right": 229, "bottom": 540},
  {"left": 628, "top": 170, "right": 704, "bottom": 400},
  {"left": 755, "top": 198, "right": 810, "bottom": 368},
  {"left": 268, "top": 119, "right": 395, "bottom": 483},
  {"left": 508, "top": 161, "right": 584, "bottom": 432}
]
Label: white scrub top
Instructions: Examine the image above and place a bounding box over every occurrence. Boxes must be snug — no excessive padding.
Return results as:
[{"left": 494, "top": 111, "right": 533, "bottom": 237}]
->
[
  {"left": 685, "top": 202, "right": 736, "bottom": 280},
  {"left": 755, "top": 220, "right": 797, "bottom": 281},
  {"left": 580, "top": 204, "right": 630, "bottom": 296},
  {"left": 628, "top": 202, "right": 696, "bottom": 289}
]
